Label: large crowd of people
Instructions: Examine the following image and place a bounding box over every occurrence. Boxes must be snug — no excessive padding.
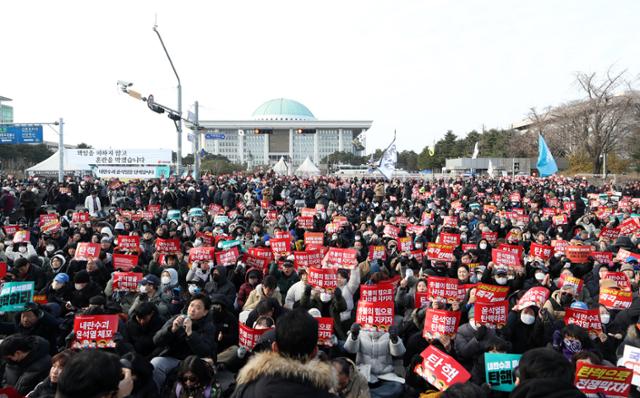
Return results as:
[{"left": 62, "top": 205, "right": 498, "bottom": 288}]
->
[{"left": 0, "top": 172, "right": 639, "bottom": 397}]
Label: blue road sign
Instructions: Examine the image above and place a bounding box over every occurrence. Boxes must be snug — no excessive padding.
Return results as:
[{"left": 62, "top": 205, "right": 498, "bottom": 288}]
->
[
  {"left": 0, "top": 124, "right": 44, "bottom": 144},
  {"left": 205, "top": 133, "right": 225, "bottom": 140}
]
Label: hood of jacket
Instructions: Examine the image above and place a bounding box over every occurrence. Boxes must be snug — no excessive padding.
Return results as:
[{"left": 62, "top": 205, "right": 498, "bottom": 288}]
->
[
  {"left": 236, "top": 351, "right": 337, "bottom": 392},
  {"left": 214, "top": 265, "right": 228, "bottom": 284},
  {"left": 245, "top": 267, "right": 263, "bottom": 284},
  {"left": 162, "top": 268, "right": 179, "bottom": 288}
]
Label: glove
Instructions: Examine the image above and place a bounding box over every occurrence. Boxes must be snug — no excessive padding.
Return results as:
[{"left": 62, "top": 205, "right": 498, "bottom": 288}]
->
[
  {"left": 475, "top": 325, "right": 487, "bottom": 341},
  {"left": 552, "top": 329, "right": 562, "bottom": 349},
  {"left": 350, "top": 323, "right": 361, "bottom": 339},
  {"left": 304, "top": 285, "right": 312, "bottom": 296},
  {"left": 333, "top": 287, "right": 342, "bottom": 298},
  {"left": 389, "top": 325, "right": 399, "bottom": 343}
]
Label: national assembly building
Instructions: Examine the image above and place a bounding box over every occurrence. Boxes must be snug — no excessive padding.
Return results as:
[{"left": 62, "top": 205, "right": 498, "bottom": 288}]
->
[{"left": 199, "top": 98, "right": 372, "bottom": 168}]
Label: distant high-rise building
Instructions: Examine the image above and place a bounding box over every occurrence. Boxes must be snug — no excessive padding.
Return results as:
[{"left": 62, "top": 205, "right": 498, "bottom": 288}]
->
[{"left": 0, "top": 96, "right": 13, "bottom": 124}]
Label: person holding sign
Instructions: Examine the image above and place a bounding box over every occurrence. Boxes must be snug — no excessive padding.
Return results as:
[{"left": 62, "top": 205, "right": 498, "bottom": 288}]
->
[{"left": 128, "top": 275, "right": 170, "bottom": 319}]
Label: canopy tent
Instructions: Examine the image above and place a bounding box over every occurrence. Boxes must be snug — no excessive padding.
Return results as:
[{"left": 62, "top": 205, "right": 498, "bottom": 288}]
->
[
  {"left": 26, "top": 151, "right": 91, "bottom": 177},
  {"left": 295, "top": 157, "right": 321, "bottom": 176},
  {"left": 271, "top": 157, "right": 290, "bottom": 175}
]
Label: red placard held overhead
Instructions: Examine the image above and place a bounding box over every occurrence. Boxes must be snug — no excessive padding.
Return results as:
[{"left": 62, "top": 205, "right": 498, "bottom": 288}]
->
[
  {"left": 383, "top": 224, "right": 400, "bottom": 239},
  {"left": 482, "top": 232, "right": 498, "bottom": 245},
  {"left": 426, "top": 243, "right": 455, "bottom": 262},
  {"left": 304, "top": 232, "right": 324, "bottom": 248},
  {"left": 590, "top": 251, "right": 613, "bottom": 266},
  {"left": 439, "top": 233, "right": 461, "bottom": 247},
  {"left": 317, "top": 317, "right": 334, "bottom": 347},
  {"left": 117, "top": 235, "right": 140, "bottom": 251},
  {"left": 155, "top": 238, "right": 181, "bottom": 254},
  {"left": 112, "top": 272, "right": 143, "bottom": 292},
  {"left": 474, "top": 301, "right": 508, "bottom": 329},
  {"left": 72, "top": 212, "right": 90, "bottom": 223},
  {"left": 73, "top": 314, "right": 119, "bottom": 349},
  {"left": 474, "top": 283, "right": 510, "bottom": 303},
  {"left": 293, "top": 250, "right": 323, "bottom": 268},
  {"left": 599, "top": 288, "right": 632, "bottom": 310},
  {"left": 215, "top": 247, "right": 240, "bottom": 266},
  {"left": 426, "top": 277, "right": 459, "bottom": 301},
  {"left": 355, "top": 300, "right": 394, "bottom": 332},
  {"left": 307, "top": 267, "right": 337, "bottom": 292},
  {"left": 565, "top": 245, "right": 592, "bottom": 263},
  {"left": 269, "top": 238, "right": 291, "bottom": 257},
  {"left": 564, "top": 308, "right": 602, "bottom": 333},
  {"left": 423, "top": 309, "right": 461, "bottom": 339},
  {"left": 360, "top": 283, "right": 395, "bottom": 303},
  {"left": 75, "top": 243, "right": 101, "bottom": 261},
  {"left": 112, "top": 254, "right": 138, "bottom": 271},
  {"left": 491, "top": 249, "right": 520, "bottom": 269},
  {"left": 513, "top": 287, "right": 550, "bottom": 310},
  {"left": 529, "top": 243, "right": 553, "bottom": 261},
  {"left": 322, "top": 248, "right": 358, "bottom": 269},
  {"left": 603, "top": 272, "right": 632, "bottom": 291},
  {"left": 368, "top": 246, "right": 387, "bottom": 261}
]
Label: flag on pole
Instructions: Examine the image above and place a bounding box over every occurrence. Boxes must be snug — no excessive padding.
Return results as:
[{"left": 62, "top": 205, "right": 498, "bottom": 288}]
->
[
  {"left": 376, "top": 131, "right": 397, "bottom": 180},
  {"left": 537, "top": 134, "right": 558, "bottom": 177},
  {"left": 428, "top": 143, "right": 435, "bottom": 156},
  {"left": 472, "top": 142, "right": 479, "bottom": 159},
  {"left": 487, "top": 159, "right": 495, "bottom": 177}
]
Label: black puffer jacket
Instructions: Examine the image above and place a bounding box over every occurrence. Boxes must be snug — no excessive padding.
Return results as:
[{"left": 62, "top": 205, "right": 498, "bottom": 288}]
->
[
  {"left": 153, "top": 313, "right": 218, "bottom": 361},
  {"left": 230, "top": 351, "right": 337, "bottom": 398},
  {"left": 510, "top": 377, "right": 586, "bottom": 398},
  {"left": 2, "top": 336, "right": 51, "bottom": 395}
]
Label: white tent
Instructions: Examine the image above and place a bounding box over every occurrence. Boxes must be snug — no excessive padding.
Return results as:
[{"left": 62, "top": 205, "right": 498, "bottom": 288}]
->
[
  {"left": 272, "top": 157, "right": 290, "bottom": 175},
  {"left": 26, "top": 151, "right": 91, "bottom": 176},
  {"left": 295, "top": 157, "right": 321, "bottom": 176}
]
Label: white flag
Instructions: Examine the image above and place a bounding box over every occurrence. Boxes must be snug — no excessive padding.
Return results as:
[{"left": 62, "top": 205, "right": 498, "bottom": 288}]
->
[
  {"left": 487, "top": 159, "right": 495, "bottom": 177},
  {"left": 472, "top": 142, "right": 479, "bottom": 159},
  {"left": 377, "top": 133, "right": 397, "bottom": 180}
]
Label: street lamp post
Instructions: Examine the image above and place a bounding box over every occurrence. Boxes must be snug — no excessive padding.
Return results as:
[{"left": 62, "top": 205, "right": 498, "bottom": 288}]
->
[{"left": 153, "top": 25, "right": 182, "bottom": 175}]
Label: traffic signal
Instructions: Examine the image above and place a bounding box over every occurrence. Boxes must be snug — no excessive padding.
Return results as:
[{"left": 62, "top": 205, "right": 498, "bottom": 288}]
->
[{"left": 147, "top": 95, "right": 165, "bottom": 114}]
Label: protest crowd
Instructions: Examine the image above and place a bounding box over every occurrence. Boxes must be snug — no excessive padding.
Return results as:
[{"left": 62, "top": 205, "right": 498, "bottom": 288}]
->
[{"left": 0, "top": 172, "right": 640, "bottom": 397}]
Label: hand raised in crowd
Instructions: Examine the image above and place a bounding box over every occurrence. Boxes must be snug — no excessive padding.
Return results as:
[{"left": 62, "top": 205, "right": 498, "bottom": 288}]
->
[{"left": 171, "top": 315, "right": 185, "bottom": 333}]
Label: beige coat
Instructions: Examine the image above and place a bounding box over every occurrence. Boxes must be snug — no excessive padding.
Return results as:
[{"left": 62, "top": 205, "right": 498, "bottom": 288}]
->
[{"left": 242, "top": 283, "right": 282, "bottom": 311}]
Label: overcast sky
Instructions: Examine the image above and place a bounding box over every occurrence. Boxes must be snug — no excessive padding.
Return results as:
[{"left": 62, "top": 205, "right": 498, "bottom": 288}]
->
[{"left": 2, "top": 1, "right": 639, "bottom": 155}]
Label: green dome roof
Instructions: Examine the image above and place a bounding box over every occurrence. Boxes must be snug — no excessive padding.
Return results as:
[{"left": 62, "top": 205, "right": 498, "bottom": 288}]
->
[{"left": 252, "top": 98, "right": 316, "bottom": 121}]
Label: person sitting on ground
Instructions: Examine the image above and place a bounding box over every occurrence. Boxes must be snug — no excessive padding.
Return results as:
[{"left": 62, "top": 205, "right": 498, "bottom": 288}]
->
[
  {"left": 27, "top": 349, "right": 76, "bottom": 398},
  {"left": 242, "top": 275, "right": 282, "bottom": 311},
  {"left": 0, "top": 334, "right": 52, "bottom": 395},
  {"left": 169, "top": 355, "right": 220, "bottom": 398}
]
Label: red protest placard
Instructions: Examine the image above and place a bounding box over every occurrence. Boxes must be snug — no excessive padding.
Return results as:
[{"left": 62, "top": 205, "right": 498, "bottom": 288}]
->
[
  {"left": 307, "top": 267, "right": 337, "bottom": 291},
  {"left": 414, "top": 345, "right": 471, "bottom": 391},
  {"left": 196, "top": 231, "right": 214, "bottom": 247},
  {"left": 619, "top": 218, "right": 640, "bottom": 236},
  {"left": 439, "top": 233, "right": 461, "bottom": 247},
  {"left": 383, "top": 224, "right": 400, "bottom": 239},
  {"left": 368, "top": 245, "right": 387, "bottom": 261},
  {"left": 112, "top": 272, "right": 143, "bottom": 292},
  {"left": 474, "top": 301, "right": 508, "bottom": 329},
  {"left": 491, "top": 249, "right": 520, "bottom": 268},
  {"left": 426, "top": 276, "right": 459, "bottom": 301},
  {"left": 514, "top": 286, "right": 550, "bottom": 310},
  {"left": 509, "top": 192, "right": 521, "bottom": 202},
  {"left": 599, "top": 288, "right": 633, "bottom": 310},
  {"left": 542, "top": 208, "right": 557, "bottom": 218},
  {"left": 294, "top": 250, "right": 323, "bottom": 268},
  {"left": 599, "top": 227, "right": 620, "bottom": 241},
  {"left": 407, "top": 224, "right": 426, "bottom": 235},
  {"left": 355, "top": 300, "right": 394, "bottom": 332},
  {"left": 457, "top": 283, "right": 477, "bottom": 302},
  {"left": 529, "top": 242, "right": 553, "bottom": 261},
  {"left": 215, "top": 247, "right": 240, "bottom": 266},
  {"left": 112, "top": 253, "right": 138, "bottom": 271},
  {"left": 474, "top": 283, "right": 510, "bottom": 304},
  {"left": 442, "top": 216, "right": 457, "bottom": 228},
  {"left": 248, "top": 247, "right": 274, "bottom": 262},
  {"left": 332, "top": 216, "right": 348, "bottom": 227},
  {"left": 565, "top": 245, "right": 592, "bottom": 263},
  {"left": 238, "top": 323, "right": 271, "bottom": 351},
  {"left": 410, "top": 249, "right": 424, "bottom": 263},
  {"left": 0, "top": 262, "right": 6, "bottom": 279},
  {"left": 39, "top": 214, "right": 58, "bottom": 227},
  {"left": 415, "top": 291, "right": 430, "bottom": 308},
  {"left": 147, "top": 204, "right": 161, "bottom": 214},
  {"left": 73, "top": 314, "right": 119, "bottom": 349},
  {"left": 155, "top": 238, "right": 181, "bottom": 254},
  {"left": 461, "top": 244, "right": 476, "bottom": 252},
  {"left": 397, "top": 237, "right": 413, "bottom": 252},
  {"left": 189, "top": 247, "right": 216, "bottom": 265},
  {"left": 244, "top": 255, "right": 270, "bottom": 274},
  {"left": 301, "top": 208, "right": 316, "bottom": 218},
  {"left": 72, "top": 212, "right": 90, "bottom": 223},
  {"left": 557, "top": 275, "right": 584, "bottom": 294},
  {"left": 563, "top": 201, "right": 577, "bottom": 212},
  {"left": 564, "top": 308, "right": 602, "bottom": 333},
  {"left": 396, "top": 216, "right": 409, "bottom": 226},
  {"left": 317, "top": 317, "right": 334, "bottom": 347},
  {"left": 496, "top": 244, "right": 523, "bottom": 259},
  {"left": 426, "top": 243, "right": 455, "bottom": 262},
  {"left": 2, "top": 225, "right": 19, "bottom": 236},
  {"left": 117, "top": 235, "right": 140, "bottom": 251},
  {"left": 553, "top": 214, "right": 568, "bottom": 226},
  {"left": 591, "top": 251, "right": 613, "bottom": 266},
  {"left": 322, "top": 248, "right": 358, "bottom": 269},
  {"left": 551, "top": 239, "right": 569, "bottom": 255},
  {"left": 12, "top": 230, "right": 30, "bottom": 244},
  {"left": 574, "top": 362, "right": 632, "bottom": 398},
  {"left": 75, "top": 242, "right": 101, "bottom": 261},
  {"left": 269, "top": 238, "right": 291, "bottom": 257},
  {"left": 297, "top": 216, "right": 314, "bottom": 230},
  {"left": 360, "top": 283, "right": 395, "bottom": 303},
  {"left": 482, "top": 232, "right": 498, "bottom": 245},
  {"left": 603, "top": 272, "right": 632, "bottom": 292},
  {"left": 423, "top": 309, "right": 461, "bottom": 339}
]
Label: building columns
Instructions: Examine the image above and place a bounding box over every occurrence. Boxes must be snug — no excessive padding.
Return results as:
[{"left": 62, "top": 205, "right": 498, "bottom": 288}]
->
[
  {"left": 338, "top": 128, "right": 343, "bottom": 152},
  {"left": 289, "top": 128, "right": 294, "bottom": 166},
  {"left": 238, "top": 130, "right": 244, "bottom": 164},
  {"left": 264, "top": 134, "right": 270, "bottom": 165},
  {"left": 313, "top": 131, "right": 319, "bottom": 165}
]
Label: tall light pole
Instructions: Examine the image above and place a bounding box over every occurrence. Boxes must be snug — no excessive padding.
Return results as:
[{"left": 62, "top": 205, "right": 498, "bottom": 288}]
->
[{"left": 153, "top": 24, "right": 182, "bottom": 174}]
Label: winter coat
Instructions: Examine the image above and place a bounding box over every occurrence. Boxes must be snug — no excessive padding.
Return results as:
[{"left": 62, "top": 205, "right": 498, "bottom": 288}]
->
[
  {"left": 617, "top": 324, "right": 640, "bottom": 359},
  {"left": 284, "top": 280, "right": 307, "bottom": 309},
  {"left": 26, "top": 376, "right": 56, "bottom": 398},
  {"left": 204, "top": 266, "right": 237, "bottom": 306},
  {"left": 210, "top": 294, "right": 239, "bottom": 352},
  {"left": 237, "top": 268, "right": 262, "bottom": 310},
  {"left": 69, "top": 282, "right": 102, "bottom": 309},
  {"left": 343, "top": 330, "right": 406, "bottom": 383},
  {"left": 336, "top": 358, "right": 369, "bottom": 398},
  {"left": 231, "top": 351, "right": 337, "bottom": 398},
  {"left": 454, "top": 323, "right": 498, "bottom": 367},
  {"left": 153, "top": 313, "right": 218, "bottom": 361},
  {"left": 338, "top": 268, "right": 361, "bottom": 322},
  {"left": 2, "top": 336, "right": 51, "bottom": 395},
  {"left": 242, "top": 284, "right": 282, "bottom": 311},
  {"left": 125, "top": 311, "right": 165, "bottom": 358},
  {"left": 128, "top": 289, "right": 171, "bottom": 319},
  {"left": 300, "top": 289, "right": 348, "bottom": 340},
  {"left": 268, "top": 262, "right": 300, "bottom": 298}
]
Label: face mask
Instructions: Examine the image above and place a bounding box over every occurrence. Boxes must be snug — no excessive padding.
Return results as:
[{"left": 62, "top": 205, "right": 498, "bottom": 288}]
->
[
  {"left": 415, "top": 243, "right": 422, "bottom": 249},
  {"left": 495, "top": 277, "right": 508, "bottom": 285},
  {"left": 188, "top": 285, "right": 200, "bottom": 295},
  {"left": 320, "top": 292, "right": 332, "bottom": 302},
  {"left": 520, "top": 313, "right": 536, "bottom": 325},
  {"left": 139, "top": 285, "right": 148, "bottom": 294},
  {"left": 479, "top": 243, "right": 487, "bottom": 250},
  {"left": 600, "top": 313, "right": 610, "bottom": 324},
  {"left": 161, "top": 276, "right": 171, "bottom": 285},
  {"left": 18, "top": 246, "right": 27, "bottom": 253},
  {"left": 74, "top": 284, "right": 85, "bottom": 291},
  {"left": 46, "top": 245, "right": 55, "bottom": 252},
  {"left": 535, "top": 272, "right": 545, "bottom": 282},
  {"left": 564, "top": 338, "right": 582, "bottom": 353},
  {"left": 194, "top": 239, "right": 202, "bottom": 247}
]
